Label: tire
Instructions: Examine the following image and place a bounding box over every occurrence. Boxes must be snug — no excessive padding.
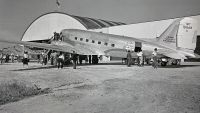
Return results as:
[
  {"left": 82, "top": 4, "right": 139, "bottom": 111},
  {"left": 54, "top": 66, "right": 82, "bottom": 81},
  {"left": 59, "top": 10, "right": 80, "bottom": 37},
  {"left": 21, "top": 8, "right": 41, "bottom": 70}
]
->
[
  {"left": 161, "top": 62, "right": 167, "bottom": 66},
  {"left": 171, "top": 60, "right": 178, "bottom": 65}
]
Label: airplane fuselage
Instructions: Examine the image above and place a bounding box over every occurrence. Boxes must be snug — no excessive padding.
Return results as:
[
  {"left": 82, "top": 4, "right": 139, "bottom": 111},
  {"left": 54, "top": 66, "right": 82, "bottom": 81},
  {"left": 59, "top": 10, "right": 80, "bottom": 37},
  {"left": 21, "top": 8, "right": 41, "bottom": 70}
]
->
[{"left": 60, "top": 29, "right": 160, "bottom": 58}]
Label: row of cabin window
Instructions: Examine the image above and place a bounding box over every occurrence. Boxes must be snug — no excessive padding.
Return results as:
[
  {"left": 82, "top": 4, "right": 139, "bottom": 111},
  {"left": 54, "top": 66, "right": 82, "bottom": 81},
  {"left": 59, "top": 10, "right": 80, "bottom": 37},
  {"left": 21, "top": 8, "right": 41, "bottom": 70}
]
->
[{"left": 74, "top": 37, "right": 115, "bottom": 47}]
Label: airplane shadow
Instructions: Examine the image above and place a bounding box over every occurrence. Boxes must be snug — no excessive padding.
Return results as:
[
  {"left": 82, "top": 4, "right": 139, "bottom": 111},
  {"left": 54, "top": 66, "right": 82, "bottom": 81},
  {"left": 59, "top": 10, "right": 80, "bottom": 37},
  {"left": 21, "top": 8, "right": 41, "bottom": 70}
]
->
[
  {"left": 158, "top": 65, "right": 200, "bottom": 68},
  {"left": 0, "top": 63, "right": 13, "bottom": 65},
  {"left": 78, "top": 62, "right": 126, "bottom": 66},
  {"left": 79, "top": 62, "right": 200, "bottom": 68},
  {"left": 11, "top": 62, "right": 126, "bottom": 71},
  {"left": 11, "top": 65, "right": 58, "bottom": 71}
]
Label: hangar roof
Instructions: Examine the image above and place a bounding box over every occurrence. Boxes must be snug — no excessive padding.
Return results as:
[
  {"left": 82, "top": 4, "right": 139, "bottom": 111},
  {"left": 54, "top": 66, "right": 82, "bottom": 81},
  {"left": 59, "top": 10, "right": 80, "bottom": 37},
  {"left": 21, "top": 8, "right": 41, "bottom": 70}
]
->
[{"left": 71, "top": 15, "right": 126, "bottom": 29}]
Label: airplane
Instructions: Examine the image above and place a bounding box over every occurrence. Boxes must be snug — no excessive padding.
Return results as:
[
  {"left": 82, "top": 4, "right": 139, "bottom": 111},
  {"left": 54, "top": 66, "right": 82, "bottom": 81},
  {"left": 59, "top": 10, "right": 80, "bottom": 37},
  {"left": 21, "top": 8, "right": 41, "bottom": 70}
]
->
[{"left": 0, "top": 17, "right": 198, "bottom": 66}]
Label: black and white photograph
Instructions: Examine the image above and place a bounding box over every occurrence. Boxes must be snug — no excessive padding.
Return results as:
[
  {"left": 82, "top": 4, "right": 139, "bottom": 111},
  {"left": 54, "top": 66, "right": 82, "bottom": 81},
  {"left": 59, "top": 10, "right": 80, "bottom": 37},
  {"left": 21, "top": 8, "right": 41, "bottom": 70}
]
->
[{"left": 0, "top": 0, "right": 200, "bottom": 113}]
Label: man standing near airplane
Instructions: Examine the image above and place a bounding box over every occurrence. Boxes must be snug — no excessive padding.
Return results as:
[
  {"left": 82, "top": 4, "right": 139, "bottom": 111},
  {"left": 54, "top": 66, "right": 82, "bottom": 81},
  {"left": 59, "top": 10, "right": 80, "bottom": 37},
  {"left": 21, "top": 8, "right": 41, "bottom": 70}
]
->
[
  {"left": 137, "top": 50, "right": 143, "bottom": 66},
  {"left": 127, "top": 50, "right": 132, "bottom": 67},
  {"left": 152, "top": 48, "right": 158, "bottom": 69},
  {"left": 71, "top": 51, "right": 78, "bottom": 69}
]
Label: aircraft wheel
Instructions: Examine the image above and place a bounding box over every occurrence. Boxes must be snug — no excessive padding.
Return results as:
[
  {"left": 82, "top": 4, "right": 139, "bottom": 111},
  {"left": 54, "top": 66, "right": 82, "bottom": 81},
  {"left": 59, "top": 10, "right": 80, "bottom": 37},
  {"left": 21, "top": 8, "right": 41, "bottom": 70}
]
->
[
  {"left": 161, "top": 61, "right": 167, "bottom": 66},
  {"left": 171, "top": 59, "right": 178, "bottom": 65},
  {"left": 146, "top": 59, "right": 152, "bottom": 65}
]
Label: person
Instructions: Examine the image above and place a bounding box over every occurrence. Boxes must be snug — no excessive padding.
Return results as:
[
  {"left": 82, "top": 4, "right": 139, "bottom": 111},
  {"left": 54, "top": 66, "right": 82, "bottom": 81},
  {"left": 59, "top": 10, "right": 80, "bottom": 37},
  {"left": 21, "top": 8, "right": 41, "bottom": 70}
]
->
[
  {"left": 50, "top": 52, "right": 54, "bottom": 65},
  {"left": 10, "top": 53, "right": 14, "bottom": 63},
  {"left": 126, "top": 50, "right": 132, "bottom": 67},
  {"left": 37, "top": 54, "right": 40, "bottom": 63},
  {"left": 137, "top": 50, "right": 143, "bottom": 66},
  {"left": 71, "top": 51, "right": 78, "bottom": 69},
  {"left": 41, "top": 52, "right": 47, "bottom": 65},
  {"left": 5, "top": 54, "right": 9, "bottom": 63},
  {"left": 152, "top": 48, "right": 158, "bottom": 69},
  {"left": 22, "top": 51, "right": 29, "bottom": 67},
  {"left": 55, "top": 52, "right": 59, "bottom": 66},
  {"left": 16, "top": 54, "right": 20, "bottom": 62},
  {"left": 57, "top": 52, "right": 64, "bottom": 69},
  {"left": 53, "top": 32, "right": 60, "bottom": 41},
  {"left": 0, "top": 52, "right": 3, "bottom": 64}
]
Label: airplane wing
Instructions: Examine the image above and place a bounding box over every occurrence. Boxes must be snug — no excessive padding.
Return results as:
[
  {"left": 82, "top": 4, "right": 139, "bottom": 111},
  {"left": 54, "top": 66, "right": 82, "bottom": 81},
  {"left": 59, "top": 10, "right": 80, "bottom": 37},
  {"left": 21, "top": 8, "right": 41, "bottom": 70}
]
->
[{"left": 0, "top": 39, "right": 78, "bottom": 53}]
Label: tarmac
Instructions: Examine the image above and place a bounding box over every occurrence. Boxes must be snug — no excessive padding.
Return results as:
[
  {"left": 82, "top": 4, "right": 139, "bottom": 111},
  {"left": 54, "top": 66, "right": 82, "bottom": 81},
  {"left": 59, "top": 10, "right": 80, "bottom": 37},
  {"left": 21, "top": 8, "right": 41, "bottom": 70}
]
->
[{"left": 0, "top": 61, "right": 200, "bottom": 113}]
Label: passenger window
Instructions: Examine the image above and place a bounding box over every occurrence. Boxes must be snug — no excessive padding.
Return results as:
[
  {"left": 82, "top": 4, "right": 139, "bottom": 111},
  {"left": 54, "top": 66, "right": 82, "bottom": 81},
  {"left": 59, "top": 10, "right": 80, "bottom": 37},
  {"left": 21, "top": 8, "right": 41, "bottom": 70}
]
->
[
  {"left": 92, "top": 40, "right": 95, "bottom": 43},
  {"left": 86, "top": 39, "right": 89, "bottom": 42},
  {"left": 75, "top": 37, "right": 77, "bottom": 40},
  {"left": 98, "top": 41, "right": 101, "bottom": 44},
  {"left": 80, "top": 38, "right": 83, "bottom": 41},
  {"left": 111, "top": 44, "right": 115, "bottom": 47},
  {"left": 104, "top": 42, "right": 108, "bottom": 46}
]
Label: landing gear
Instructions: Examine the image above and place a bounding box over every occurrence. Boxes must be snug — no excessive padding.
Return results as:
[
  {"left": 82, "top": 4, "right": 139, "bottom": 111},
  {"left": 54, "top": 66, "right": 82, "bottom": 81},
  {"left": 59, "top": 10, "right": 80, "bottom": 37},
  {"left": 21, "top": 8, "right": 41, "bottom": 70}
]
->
[
  {"left": 161, "top": 61, "right": 167, "bottom": 66},
  {"left": 146, "top": 58, "right": 152, "bottom": 65},
  {"left": 171, "top": 59, "right": 180, "bottom": 65},
  {"left": 160, "top": 58, "right": 168, "bottom": 66},
  {"left": 92, "top": 55, "right": 99, "bottom": 64}
]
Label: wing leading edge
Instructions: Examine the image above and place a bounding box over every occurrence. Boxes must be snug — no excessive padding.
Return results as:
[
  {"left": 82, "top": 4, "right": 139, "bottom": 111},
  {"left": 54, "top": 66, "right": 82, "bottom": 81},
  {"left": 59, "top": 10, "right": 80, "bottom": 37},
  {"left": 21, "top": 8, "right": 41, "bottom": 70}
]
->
[{"left": 0, "top": 39, "right": 78, "bottom": 53}]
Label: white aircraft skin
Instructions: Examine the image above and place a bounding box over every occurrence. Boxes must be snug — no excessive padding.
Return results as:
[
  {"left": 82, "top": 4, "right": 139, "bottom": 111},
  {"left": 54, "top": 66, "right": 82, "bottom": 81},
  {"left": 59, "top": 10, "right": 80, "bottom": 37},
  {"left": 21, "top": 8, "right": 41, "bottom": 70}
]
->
[
  {"left": 59, "top": 29, "right": 162, "bottom": 58},
  {"left": 0, "top": 17, "right": 197, "bottom": 62}
]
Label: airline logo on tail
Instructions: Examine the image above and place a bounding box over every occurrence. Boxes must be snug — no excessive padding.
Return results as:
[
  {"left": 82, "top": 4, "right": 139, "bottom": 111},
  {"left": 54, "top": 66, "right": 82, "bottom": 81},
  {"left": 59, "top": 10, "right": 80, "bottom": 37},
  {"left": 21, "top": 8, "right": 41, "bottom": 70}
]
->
[
  {"left": 163, "top": 36, "right": 176, "bottom": 43},
  {"left": 183, "top": 23, "right": 192, "bottom": 32}
]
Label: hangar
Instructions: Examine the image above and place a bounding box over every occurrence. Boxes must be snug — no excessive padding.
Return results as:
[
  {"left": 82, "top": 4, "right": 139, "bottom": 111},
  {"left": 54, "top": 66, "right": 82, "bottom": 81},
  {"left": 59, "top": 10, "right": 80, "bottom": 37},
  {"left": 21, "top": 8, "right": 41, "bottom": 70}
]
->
[{"left": 22, "top": 12, "right": 126, "bottom": 41}]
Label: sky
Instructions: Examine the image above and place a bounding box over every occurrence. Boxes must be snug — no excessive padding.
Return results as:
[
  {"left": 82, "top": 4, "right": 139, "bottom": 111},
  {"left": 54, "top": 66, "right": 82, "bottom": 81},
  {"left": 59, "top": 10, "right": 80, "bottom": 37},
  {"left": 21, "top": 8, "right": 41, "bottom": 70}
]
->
[{"left": 0, "top": 0, "right": 200, "bottom": 49}]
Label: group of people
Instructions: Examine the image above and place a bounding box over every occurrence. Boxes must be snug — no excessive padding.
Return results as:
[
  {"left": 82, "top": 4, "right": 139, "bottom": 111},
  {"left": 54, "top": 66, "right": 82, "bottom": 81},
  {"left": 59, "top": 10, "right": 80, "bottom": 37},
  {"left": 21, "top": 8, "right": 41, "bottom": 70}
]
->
[
  {"left": 0, "top": 53, "right": 20, "bottom": 64},
  {"left": 22, "top": 47, "right": 159, "bottom": 69},
  {"left": 55, "top": 51, "right": 78, "bottom": 69},
  {"left": 22, "top": 50, "right": 79, "bottom": 69},
  {"left": 126, "top": 48, "right": 158, "bottom": 68}
]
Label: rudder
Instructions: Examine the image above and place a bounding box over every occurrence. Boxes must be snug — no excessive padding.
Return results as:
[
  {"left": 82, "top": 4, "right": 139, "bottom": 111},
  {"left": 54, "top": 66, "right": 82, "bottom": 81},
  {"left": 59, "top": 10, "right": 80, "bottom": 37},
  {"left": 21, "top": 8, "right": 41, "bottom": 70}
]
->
[{"left": 177, "top": 17, "right": 198, "bottom": 50}]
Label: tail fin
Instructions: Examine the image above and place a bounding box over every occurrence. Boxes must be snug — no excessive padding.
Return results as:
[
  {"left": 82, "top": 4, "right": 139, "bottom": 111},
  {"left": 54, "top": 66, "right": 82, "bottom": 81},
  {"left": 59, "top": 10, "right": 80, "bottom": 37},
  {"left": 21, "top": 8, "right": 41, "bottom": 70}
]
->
[
  {"left": 157, "top": 17, "right": 198, "bottom": 50},
  {"left": 157, "top": 18, "right": 182, "bottom": 48}
]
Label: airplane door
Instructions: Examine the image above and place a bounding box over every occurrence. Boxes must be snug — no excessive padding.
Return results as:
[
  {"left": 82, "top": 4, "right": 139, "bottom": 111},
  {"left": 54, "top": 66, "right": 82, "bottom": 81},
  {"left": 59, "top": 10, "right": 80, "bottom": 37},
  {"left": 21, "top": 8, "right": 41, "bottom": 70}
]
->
[{"left": 135, "top": 42, "right": 142, "bottom": 52}]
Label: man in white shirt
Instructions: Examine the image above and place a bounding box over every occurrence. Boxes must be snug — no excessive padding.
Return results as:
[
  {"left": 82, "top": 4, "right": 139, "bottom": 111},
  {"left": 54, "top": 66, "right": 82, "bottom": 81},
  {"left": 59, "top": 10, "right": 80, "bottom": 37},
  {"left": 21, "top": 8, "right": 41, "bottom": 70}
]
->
[
  {"left": 137, "top": 50, "right": 143, "bottom": 66},
  {"left": 57, "top": 52, "right": 64, "bottom": 69},
  {"left": 152, "top": 48, "right": 158, "bottom": 68},
  {"left": 23, "top": 51, "right": 29, "bottom": 67}
]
